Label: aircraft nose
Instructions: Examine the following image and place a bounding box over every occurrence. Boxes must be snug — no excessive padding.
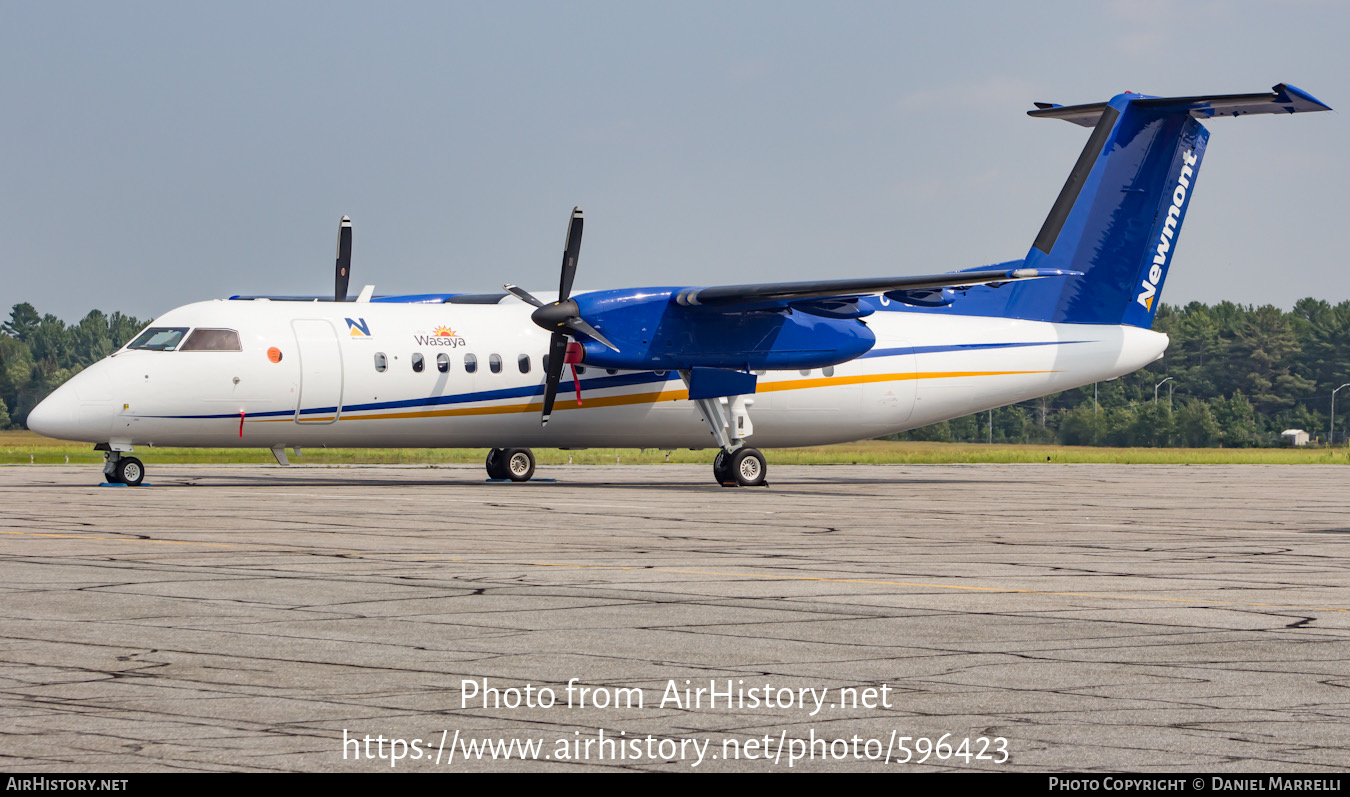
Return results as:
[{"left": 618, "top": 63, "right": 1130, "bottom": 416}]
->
[
  {"left": 26, "top": 372, "right": 115, "bottom": 442},
  {"left": 26, "top": 384, "right": 77, "bottom": 439}
]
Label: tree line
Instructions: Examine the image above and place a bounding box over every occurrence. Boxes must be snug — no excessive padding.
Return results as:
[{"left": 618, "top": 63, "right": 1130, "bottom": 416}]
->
[
  {"left": 894, "top": 299, "right": 1350, "bottom": 447},
  {"left": 0, "top": 303, "right": 145, "bottom": 430},
  {"left": 2, "top": 298, "right": 1349, "bottom": 446}
]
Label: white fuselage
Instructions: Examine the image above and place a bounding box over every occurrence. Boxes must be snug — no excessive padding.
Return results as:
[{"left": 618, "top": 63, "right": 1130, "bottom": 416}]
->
[{"left": 30, "top": 296, "right": 1168, "bottom": 450}]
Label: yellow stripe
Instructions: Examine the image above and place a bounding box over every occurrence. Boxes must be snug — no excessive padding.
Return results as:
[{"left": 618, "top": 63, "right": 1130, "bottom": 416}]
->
[
  {"left": 341, "top": 387, "right": 686, "bottom": 421},
  {"left": 255, "top": 369, "right": 1055, "bottom": 424},
  {"left": 756, "top": 370, "right": 1050, "bottom": 394}
]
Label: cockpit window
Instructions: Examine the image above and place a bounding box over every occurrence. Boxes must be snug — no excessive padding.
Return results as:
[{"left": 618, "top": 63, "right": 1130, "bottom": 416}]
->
[
  {"left": 127, "top": 327, "right": 190, "bottom": 351},
  {"left": 180, "top": 329, "right": 242, "bottom": 351}
]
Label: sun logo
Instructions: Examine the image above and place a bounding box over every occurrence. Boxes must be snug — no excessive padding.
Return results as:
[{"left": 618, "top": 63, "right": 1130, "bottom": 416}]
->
[{"left": 432, "top": 326, "right": 457, "bottom": 337}]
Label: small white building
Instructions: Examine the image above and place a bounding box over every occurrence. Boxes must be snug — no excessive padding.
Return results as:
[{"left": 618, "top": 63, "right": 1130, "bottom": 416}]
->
[{"left": 1281, "top": 429, "right": 1310, "bottom": 446}]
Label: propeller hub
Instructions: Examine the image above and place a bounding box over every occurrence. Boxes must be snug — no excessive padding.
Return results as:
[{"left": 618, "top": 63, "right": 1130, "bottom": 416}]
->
[{"left": 531, "top": 299, "right": 579, "bottom": 331}]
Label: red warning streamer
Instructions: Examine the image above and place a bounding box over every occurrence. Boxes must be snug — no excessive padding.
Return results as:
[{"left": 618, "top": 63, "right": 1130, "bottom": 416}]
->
[{"left": 565, "top": 342, "right": 585, "bottom": 406}]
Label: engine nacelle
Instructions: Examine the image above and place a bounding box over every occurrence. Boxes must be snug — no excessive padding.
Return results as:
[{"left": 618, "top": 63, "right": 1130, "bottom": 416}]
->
[{"left": 572, "top": 288, "right": 876, "bottom": 371}]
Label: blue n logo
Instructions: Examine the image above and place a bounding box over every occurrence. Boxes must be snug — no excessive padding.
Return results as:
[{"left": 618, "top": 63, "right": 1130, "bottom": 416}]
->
[{"left": 345, "top": 317, "right": 371, "bottom": 337}]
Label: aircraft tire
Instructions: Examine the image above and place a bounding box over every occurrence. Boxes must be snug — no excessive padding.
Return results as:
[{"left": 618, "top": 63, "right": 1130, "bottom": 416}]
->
[
  {"left": 115, "top": 457, "right": 145, "bottom": 487},
  {"left": 729, "top": 448, "right": 766, "bottom": 487},
  {"left": 485, "top": 449, "right": 509, "bottom": 480},
  {"left": 503, "top": 448, "right": 535, "bottom": 482},
  {"left": 713, "top": 450, "right": 733, "bottom": 485}
]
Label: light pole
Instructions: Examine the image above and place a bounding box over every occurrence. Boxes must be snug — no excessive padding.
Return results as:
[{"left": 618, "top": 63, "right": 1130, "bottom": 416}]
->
[
  {"left": 1155, "top": 376, "right": 1173, "bottom": 402},
  {"left": 1332, "top": 383, "right": 1350, "bottom": 446}
]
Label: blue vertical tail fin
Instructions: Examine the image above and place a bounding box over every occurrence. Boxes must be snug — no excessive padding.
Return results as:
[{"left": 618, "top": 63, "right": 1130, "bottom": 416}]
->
[{"left": 965, "top": 83, "right": 1329, "bottom": 328}]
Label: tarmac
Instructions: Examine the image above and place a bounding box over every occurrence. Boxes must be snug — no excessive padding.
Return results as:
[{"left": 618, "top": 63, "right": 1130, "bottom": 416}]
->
[{"left": 1, "top": 462, "right": 1348, "bottom": 772}]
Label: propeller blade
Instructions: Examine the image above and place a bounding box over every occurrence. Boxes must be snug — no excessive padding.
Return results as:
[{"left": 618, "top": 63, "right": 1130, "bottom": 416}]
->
[
  {"left": 334, "top": 216, "right": 352, "bottom": 302},
  {"left": 559, "top": 207, "right": 583, "bottom": 300},
  {"left": 503, "top": 284, "right": 545, "bottom": 308},
  {"left": 541, "top": 332, "right": 569, "bottom": 426},
  {"left": 565, "top": 317, "right": 619, "bottom": 352},
  {"left": 522, "top": 207, "right": 603, "bottom": 426}
]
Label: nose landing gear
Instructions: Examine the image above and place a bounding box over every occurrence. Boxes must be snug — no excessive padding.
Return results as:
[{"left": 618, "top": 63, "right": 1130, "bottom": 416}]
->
[{"left": 102, "top": 450, "right": 145, "bottom": 486}]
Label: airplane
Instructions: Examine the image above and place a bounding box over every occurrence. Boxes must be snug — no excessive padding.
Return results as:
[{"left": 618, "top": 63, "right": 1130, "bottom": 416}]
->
[{"left": 26, "top": 83, "right": 1331, "bottom": 488}]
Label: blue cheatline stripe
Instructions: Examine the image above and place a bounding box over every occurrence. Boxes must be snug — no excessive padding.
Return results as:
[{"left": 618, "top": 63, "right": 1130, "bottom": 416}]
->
[
  {"left": 143, "top": 339, "right": 1084, "bottom": 420},
  {"left": 148, "top": 369, "right": 682, "bottom": 420},
  {"left": 860, "top": 340, "right": 1087, "bottom": 359}
]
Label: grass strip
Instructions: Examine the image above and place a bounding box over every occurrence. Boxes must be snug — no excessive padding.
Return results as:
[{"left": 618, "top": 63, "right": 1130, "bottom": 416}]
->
[{"left": 4, "top": 431, "right": 1347, "bottom": 466}]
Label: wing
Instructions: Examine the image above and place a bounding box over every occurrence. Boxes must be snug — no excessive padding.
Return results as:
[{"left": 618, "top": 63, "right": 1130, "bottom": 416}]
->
[{"left": 671, "top": 267, "right": 1079, "bottom": 307}]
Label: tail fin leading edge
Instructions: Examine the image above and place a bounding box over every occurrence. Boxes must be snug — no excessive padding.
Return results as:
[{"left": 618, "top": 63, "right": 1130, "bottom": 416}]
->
[{"left": 970, "top": 83, "right": 1329, "bottom": 328}]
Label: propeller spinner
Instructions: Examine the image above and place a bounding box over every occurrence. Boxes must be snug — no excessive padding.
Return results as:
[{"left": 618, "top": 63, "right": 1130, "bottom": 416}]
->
[{"left": 504, "top": 207, "right": 618, "bottom": 426}]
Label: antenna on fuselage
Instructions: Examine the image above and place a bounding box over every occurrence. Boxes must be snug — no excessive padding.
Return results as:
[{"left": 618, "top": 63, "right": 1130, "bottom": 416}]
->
[{"left": 334, "top": 216, "right": 353, "bottom": 302}]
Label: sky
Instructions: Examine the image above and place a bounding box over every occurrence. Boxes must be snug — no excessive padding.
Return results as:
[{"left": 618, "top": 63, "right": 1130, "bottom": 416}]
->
[{"left": 2, "top": 0, "right": 1345, "bottom": 323}]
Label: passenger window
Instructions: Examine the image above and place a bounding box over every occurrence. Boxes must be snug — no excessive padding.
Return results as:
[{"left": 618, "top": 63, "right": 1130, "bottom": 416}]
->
[
  {"left": 489, "top": 354, "right": 502, "bottom": 374},
  {"left": 823, "top": 366, "right": 835, "bottom": 377},
  {"left": 180, "top": 328, "right": 242, "bottom": 351},
  {"left": 412, "top": 353, "right": 425, "bottom": 373},
  {"left": 518, "top": 354, "right": 530, "bottom": 374},
  {"left": 375, "top": 353, "right": 388, "bottom": 372},
  {"left": 799, "top": 369, "right": 812, "bottom": 376},
  {"left": 464, "top": 354, "right": 477, "bottom": 373},
  {"left": 575, "top": 365, "right": 586, "bottom": 375},
  {"left": 606, "top": 369, "right": 617, "bottom": 375},
  {"left": 437, "top": 353, "right": 449, "bottom": 373}
]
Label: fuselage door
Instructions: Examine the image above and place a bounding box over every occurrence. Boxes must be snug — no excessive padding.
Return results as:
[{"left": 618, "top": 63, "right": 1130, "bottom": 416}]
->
[
  {"left": 292, "top": 319, "right": 344, "bottom": 423},
  {"left": 862, "top": 326, "right": 917, "bottom": 426}
]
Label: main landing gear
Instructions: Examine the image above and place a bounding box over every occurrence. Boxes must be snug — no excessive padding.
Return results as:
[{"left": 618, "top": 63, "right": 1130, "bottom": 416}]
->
[
  {"left": 485, "top": 447, "right": 536, "bottom": 482},
  {"left": 682, "top": 373, "right": 767, "bottom": 488},
  {"left": 102, "top": 450, "right": 145, "bottom": 486},
  {"left": 713, "top": 447, "right": 767, "bottom": 487}
]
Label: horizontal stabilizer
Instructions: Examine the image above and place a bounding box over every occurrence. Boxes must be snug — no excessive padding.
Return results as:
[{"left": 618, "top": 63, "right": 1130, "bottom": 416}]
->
[{"left": 1029, "top": 83, "right": 1331, "bottom": 127}]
